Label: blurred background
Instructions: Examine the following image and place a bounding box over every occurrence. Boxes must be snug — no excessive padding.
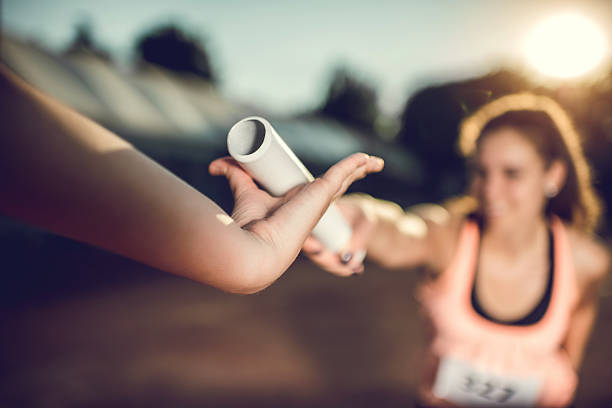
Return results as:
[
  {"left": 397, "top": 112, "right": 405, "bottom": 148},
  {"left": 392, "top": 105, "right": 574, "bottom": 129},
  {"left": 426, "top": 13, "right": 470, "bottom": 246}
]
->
[{"left": 1, "top": 0, "right": 612, "bottom": 406}]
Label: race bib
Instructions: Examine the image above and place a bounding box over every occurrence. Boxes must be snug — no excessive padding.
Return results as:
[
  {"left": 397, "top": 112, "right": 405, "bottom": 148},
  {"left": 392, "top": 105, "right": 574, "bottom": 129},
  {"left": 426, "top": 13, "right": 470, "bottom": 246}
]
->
[{"left": 432, "top": 356, "right": 541, "bottom": 407}]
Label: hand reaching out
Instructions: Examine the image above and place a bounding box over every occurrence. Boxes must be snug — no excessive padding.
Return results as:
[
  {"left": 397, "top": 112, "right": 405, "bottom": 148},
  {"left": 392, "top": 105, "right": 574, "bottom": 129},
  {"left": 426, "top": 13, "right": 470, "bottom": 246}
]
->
[
  {"left": 209, "top": 153, "right": 383, "bottom": 287},
  {"left": 0, "top": 62, "right": 384, "bottom": 294},
  {"left": 302, "top": 194, "right": 376, "bottom": 276},
  {"left": 209, "top": 153, "right": 382, "bottom": 225}
]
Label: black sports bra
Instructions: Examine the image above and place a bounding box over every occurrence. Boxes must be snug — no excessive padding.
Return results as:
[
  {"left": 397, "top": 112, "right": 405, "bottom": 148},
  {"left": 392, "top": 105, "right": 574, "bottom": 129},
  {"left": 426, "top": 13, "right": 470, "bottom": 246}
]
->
[{"left": 470, "top": 229, "right": 554, "bottom": 326}]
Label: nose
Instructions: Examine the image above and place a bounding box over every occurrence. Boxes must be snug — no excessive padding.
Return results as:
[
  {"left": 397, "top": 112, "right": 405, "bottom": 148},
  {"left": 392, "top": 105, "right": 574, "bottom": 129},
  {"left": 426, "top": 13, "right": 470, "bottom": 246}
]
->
[{"left": 480, "top": 173, "right": 502, "bottom": 203}]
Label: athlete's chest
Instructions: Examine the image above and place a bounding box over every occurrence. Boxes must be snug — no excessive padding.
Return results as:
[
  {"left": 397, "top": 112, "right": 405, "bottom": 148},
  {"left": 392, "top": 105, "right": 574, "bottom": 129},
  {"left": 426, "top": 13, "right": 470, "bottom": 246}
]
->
[{"left": 474, "top": 255, "right": 550, "bottom": 322}]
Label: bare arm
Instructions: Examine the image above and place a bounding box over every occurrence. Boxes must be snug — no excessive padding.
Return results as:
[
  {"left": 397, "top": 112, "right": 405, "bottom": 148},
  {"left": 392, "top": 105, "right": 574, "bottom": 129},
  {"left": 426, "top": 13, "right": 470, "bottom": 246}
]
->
[
  {"left": 303, "top": 193, "right": 458, "bottom": 275},
  {"left": 347, "top": 195, "right": 441, "bottom": 269},
  {"left": 563, "top": 235, "right": 610, "bottom": 370},
  {"left": 0, "top": 64, "right": 383, "bottom": 293}
]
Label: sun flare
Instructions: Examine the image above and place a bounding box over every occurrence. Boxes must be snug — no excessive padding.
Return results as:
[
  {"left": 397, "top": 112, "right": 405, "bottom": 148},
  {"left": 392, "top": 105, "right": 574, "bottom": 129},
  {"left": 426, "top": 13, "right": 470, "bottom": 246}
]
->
[{"left": 524, "top": 12, "right": 607, "bottom": 79}]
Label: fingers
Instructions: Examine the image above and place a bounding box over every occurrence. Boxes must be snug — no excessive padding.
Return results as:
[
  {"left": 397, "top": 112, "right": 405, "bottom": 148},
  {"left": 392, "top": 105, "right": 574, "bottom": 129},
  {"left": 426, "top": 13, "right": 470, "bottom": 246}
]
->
[
  {"left": 306, "top": 248, "right": 360, "bottom": 277},
  {"left": 338, "top": 246, "right": 368, "bottom": 274},
  {"left": 301, "top": 194, "right": 374, "bottom": 277},
  {"left": 302, "top": 236, "right": 324, "bottom": 254},
  {"left": 335, "top": 223, "right": 370, "bottom": 275},
  {"left": 333, "top": 199, "right": 374, "bottom": 273},
  {"left": 209, "top": 157, "right": 259, "bottom": 199},
  {"left": 209, "top": 156, "right": 240, "bottom": 178},
  {"left": 303, "top": 234, "right": 368, "bottom": 277},
  {"left": 209, "top": 152, "right": 381, "bottom": 279},
  {"left": 320, "top": 153, "right": 384, "bottom": 200}
]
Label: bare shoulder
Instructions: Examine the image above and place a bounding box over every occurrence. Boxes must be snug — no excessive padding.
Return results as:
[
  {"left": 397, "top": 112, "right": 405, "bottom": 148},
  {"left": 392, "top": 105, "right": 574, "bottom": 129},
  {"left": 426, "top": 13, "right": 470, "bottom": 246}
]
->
[
  {"left": 565, "top": 226, "right": 611, "bottom": 294},
  {"left": 407, "top": 203, "right": 466, "bottom": 272}
]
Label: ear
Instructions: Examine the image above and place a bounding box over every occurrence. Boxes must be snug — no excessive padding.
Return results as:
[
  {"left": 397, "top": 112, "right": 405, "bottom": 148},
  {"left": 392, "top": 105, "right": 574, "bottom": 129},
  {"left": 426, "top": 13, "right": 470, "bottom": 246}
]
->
[{"left": 544, "top": 160, "right": 567, "bottom": 197}]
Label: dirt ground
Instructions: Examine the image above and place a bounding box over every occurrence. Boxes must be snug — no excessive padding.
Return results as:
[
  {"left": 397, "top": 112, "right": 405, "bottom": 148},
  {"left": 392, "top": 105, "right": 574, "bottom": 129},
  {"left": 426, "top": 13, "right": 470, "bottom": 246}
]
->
[{"left": 0, "top": 237, "right": 611, "bottom": 408}]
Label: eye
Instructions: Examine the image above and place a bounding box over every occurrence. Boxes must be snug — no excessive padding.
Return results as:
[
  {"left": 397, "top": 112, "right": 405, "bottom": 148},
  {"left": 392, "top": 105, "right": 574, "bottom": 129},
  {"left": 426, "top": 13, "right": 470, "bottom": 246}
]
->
[
  {"left": 503, "top": 168, "right": 521, "bottom": 179},
  {"left": 471, "top": 164, "right": 487, "bottom": 179}
]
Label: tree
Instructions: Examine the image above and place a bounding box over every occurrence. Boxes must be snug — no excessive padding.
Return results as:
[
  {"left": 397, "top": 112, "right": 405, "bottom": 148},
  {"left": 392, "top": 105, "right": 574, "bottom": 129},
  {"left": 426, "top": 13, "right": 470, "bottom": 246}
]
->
[
  {"left": 63, "top": 21, "right": 111, "bottom": 61},
  {"left": 319, "top": 67, "right": 379, "bottom": 133},
  {"left": 134, "top": 25, "right": 216, "bottom": 83}
]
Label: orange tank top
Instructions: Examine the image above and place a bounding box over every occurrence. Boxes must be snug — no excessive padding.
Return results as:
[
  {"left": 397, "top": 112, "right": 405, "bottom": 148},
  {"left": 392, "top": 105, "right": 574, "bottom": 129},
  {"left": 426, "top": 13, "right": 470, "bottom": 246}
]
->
[{"left": 417, "top": 216, "right": 578, "bottom": 407}]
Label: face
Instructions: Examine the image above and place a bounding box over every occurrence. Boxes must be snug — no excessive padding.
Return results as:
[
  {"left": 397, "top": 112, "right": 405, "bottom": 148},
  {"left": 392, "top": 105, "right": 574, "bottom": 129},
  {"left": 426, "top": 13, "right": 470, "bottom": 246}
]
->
[{"left": 470, "top": 126, "right": 556, "bottom": 227}]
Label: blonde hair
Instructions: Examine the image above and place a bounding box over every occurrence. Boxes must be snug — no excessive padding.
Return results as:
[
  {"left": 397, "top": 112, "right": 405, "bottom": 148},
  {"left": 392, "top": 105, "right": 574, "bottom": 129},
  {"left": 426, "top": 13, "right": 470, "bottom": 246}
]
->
[{"left": 458, "top": 93, "right": 601, "bottom": 233}]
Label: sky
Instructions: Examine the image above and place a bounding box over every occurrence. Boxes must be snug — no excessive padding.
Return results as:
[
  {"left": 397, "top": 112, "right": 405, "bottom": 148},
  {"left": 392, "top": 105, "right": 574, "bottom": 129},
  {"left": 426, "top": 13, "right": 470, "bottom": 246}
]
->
[{"left": 3, "top": 0, "right": 612, "bottom": 116}]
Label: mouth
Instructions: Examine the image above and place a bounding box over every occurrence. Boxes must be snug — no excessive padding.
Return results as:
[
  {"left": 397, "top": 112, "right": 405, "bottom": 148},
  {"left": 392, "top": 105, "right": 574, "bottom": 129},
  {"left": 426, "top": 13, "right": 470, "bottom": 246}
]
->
[{"left": 481, "top": 204, "right": 507, "bottom": 218}]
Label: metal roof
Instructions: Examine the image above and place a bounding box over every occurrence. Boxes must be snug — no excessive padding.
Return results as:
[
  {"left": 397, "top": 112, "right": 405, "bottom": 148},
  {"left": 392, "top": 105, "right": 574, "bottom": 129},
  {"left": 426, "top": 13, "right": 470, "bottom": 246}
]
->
[{"left": 1, "top": 34, "right": 421, "bottom": 185}]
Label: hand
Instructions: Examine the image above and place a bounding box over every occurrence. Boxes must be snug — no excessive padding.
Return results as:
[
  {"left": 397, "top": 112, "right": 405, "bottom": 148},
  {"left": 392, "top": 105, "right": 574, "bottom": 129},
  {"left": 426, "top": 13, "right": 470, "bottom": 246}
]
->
[
  {"left": 302, "top": 194, "right": 376, "bottom": 277},
  {"left": 209, "top": 153, "right": 383, "bottom": 272}
]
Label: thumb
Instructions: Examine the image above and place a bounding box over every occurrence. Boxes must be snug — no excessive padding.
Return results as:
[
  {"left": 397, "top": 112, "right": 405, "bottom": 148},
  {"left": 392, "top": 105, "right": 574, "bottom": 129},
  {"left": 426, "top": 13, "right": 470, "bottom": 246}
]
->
[
  {"left": 302, "top": 236, "right": 324, "bottom": 254},
  {"left": 209, "top": 157, "right": 259, "bottom": 199}
]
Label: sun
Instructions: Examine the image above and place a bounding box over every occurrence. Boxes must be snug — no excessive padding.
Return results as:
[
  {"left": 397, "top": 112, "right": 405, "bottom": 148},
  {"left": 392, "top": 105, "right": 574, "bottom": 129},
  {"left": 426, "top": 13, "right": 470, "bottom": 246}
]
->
[{"left": 524, "top": 12, "right": 607, "bottom": 79}]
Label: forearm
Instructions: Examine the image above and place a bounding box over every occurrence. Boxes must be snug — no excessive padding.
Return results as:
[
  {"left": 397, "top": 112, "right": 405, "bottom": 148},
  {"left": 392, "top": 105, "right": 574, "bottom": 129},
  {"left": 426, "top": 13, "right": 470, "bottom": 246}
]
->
[
  {"left": 347, "top": 194, "right": 429, "bottom": 269},
  {"left": 0, "top": 65, "right": 382, "bottom": 292},
  {"left": 564, "top": 301, "right": 598, "bottom": 372},
  {"left": 0, "top": 64, "right": 265, "bottom": 290}
]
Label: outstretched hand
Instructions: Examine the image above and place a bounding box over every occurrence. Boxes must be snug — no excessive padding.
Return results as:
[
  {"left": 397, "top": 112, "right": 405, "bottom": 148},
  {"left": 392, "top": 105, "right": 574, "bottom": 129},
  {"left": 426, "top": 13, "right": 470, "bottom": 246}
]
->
[
  {"left": 302, "top": 195, "right": 376, "bottom": 276},
  {"left": 209, "top": 153, "right": 383, "bottom": 280}
]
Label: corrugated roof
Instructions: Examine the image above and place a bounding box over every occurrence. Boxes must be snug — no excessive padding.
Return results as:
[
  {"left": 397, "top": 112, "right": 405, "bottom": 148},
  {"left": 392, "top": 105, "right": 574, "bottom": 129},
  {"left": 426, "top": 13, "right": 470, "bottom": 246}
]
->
[{"left": 1, "top": 33, "right": 421, "bottom": 185}]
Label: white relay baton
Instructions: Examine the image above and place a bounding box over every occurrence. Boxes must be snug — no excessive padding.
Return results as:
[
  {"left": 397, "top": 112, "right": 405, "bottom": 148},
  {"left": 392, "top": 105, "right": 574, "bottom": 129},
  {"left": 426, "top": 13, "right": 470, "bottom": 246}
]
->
[{"left": 227, "top": 116, "right": 351, "bottom": 253}]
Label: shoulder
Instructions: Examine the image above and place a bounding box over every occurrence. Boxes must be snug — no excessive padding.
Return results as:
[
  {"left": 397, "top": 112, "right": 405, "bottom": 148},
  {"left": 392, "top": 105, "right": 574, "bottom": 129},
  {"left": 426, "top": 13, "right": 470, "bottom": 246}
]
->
[{"left": 564, "top": 225, "right": 611, "bottom": 298}]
